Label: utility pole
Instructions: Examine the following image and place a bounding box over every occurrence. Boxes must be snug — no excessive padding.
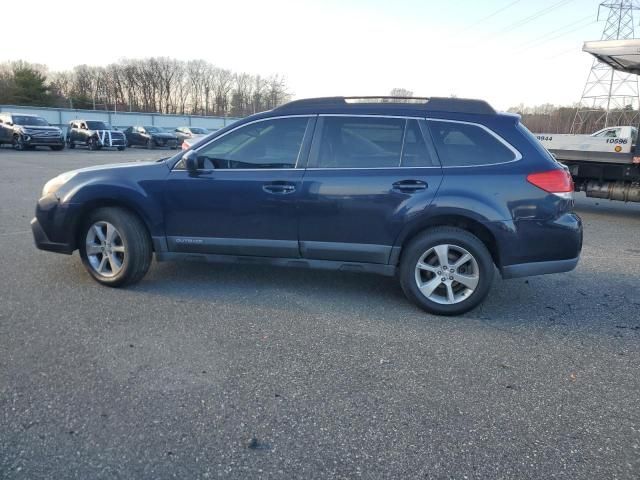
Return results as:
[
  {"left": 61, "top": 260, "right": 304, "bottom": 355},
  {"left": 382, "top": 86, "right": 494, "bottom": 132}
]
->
[{"left": 571, "top": 1, "right": 640, "bottom": 133}]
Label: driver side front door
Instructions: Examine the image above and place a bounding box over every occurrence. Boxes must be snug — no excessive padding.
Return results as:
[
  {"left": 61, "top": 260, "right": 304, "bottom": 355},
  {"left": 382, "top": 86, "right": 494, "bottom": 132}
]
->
[{"left": 163, "top": 115, "right": 316, "bottom": 258}]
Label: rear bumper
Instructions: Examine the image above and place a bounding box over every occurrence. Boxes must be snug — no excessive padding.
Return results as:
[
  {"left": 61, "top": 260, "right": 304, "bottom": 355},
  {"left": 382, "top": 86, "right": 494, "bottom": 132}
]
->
[
  {"left": 31, "top": 217, "right": 73, "bottom": 254},
  {"left": 491, "top": 212, "right": 583, "bottom": 278},
  {"left": 501, "top": 256, "right": 579, "bottom": 279}
]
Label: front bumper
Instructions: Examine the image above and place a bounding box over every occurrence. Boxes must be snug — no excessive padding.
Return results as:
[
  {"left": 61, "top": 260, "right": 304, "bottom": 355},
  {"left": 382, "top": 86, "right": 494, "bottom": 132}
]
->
[
  {"left": 153, "top": 137, "right": 178, "bottom": 148},
  {"left": 24, "top": 136, "right": 65, "bottom": 147},
  {"left": 31, "top": 194, "right": 79, "bottom": 254},
  {"left": 31, "top": 217, "right": 73, "bottom": 254}
]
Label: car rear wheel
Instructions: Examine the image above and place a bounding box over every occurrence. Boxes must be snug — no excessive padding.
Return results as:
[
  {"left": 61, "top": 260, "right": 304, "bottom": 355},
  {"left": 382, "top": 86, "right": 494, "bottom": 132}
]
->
[
  {"left": 399, "top": 227, "right": 494, "bottom": 316},
  {"left": 88, "top": 137, "right": 99, "bottom": 151},
  {"left": 79, "top": 207, "right": 152, "bottom": 287},
  {"left": 146, "top": 139, "right": 154, "bottom": 149}
]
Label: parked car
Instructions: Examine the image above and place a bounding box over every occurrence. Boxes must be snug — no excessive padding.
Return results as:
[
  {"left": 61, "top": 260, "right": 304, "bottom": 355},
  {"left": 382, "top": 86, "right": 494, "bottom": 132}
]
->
[
  {"left": 123, "top": 126, "right": 178, "bottom": 149},
  {"left": 0, "top": 113, "right": 65, "bottom": 151},
  {"left": 31, "top": 96, "right": 582, "bottom": 316},
  {"left": 174, "top": 126, "right": 211, "bottom": 146},
  {"left": 180, "top": 134, "right": 209, "bottom": 151},
  {"left": 67, "top": 120, "right": 126, "bottom": 151}
]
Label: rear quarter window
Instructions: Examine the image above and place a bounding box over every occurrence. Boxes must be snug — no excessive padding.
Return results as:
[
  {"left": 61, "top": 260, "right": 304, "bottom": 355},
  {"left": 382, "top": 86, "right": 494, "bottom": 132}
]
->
[{"left": 428, "top": 120, "right": 517, "bottom": 167}]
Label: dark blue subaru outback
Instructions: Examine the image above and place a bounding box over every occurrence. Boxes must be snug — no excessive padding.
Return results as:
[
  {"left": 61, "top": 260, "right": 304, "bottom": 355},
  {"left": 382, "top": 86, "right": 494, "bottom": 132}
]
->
[{"left": 32, "top": 97, "right": 582, "bottom": 315}]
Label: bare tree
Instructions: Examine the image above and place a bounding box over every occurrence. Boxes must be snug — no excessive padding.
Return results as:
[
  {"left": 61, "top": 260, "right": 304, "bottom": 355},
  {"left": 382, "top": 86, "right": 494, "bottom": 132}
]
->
[
  {"left": 390, "top": 88, "right": 413, "bottom": 97},
  {"left": 2, "top": 58, "right": 292, "bottom": 117}
]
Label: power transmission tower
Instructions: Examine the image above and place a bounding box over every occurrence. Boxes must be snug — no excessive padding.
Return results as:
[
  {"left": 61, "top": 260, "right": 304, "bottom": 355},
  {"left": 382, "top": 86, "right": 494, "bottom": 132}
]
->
[{"left": 571, "top": 1, "right": 640, "bottom": 133}]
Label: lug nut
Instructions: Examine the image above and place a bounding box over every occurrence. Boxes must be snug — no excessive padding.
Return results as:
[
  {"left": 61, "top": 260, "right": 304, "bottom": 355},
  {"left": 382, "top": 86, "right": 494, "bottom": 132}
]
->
[{"left": 441, "top": 277, "right": 446, "bottom": 282}]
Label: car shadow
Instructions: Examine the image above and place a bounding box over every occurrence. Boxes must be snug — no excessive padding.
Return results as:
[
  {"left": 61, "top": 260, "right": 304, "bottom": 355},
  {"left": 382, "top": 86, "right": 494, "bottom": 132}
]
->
[{"left": 112, "top": 257, "right": 640, "bottom": 335}]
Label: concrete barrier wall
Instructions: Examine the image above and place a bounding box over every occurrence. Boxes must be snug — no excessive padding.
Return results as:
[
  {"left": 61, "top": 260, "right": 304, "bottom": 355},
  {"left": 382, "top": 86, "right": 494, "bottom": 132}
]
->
[{"left": 0, "top": 105, "right": 242, "bottom": 134}]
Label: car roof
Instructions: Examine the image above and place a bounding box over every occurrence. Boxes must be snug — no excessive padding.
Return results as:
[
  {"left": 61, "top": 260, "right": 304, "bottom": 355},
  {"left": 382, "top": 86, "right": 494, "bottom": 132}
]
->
[
  {"left": 272, "top": 96, "right": 497, "bottom": 116},
  {"left": 6, "top": 113, "right": 42, "bottom": 117}
]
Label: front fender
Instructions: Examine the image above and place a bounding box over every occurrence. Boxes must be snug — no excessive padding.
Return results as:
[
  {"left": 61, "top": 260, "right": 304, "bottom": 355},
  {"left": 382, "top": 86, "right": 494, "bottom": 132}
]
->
[{"left": 56, "top": 164, "right": 169, "bottom": 241}]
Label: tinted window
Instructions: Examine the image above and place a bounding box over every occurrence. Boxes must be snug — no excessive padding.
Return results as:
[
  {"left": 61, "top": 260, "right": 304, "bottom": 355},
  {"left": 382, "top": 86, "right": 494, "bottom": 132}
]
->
[
  {"left": 401, "top": 120, "right": 437, "bottom": 167},
  {"left": 13, "top": 115, "right": 49, "bottom": 126},
  {"left": 86, "top": 121, "right": 109, "bottom": 130},
  {"left": 428, "top": 120, "right": 516, "bottom": 166},
  {"left": 195, "top": 117, "right": 309, "bottom": 169},
  {"left": 314, "top": 117, "right": 405, "bottom": 168}
]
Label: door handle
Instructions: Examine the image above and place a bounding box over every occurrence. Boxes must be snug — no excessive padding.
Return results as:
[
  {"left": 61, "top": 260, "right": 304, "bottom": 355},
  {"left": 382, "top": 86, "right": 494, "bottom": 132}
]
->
[
  {"left": 392, "top": 180, "right": 428, "bottom": 193},
  {"left": 263, "top": 182, "right": 296, "bottom": 194}
]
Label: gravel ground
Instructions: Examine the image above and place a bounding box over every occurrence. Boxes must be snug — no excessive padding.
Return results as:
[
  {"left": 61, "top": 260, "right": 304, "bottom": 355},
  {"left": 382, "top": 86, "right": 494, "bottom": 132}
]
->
[{"left": 1, "top": 147, "right": 639, "bottom": 479}]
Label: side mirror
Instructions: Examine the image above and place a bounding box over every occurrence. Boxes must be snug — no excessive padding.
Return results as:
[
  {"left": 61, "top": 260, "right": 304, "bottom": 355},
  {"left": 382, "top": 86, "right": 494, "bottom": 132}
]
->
[{"left": 183, "top": 150, "right": 199, "bottom": 173}]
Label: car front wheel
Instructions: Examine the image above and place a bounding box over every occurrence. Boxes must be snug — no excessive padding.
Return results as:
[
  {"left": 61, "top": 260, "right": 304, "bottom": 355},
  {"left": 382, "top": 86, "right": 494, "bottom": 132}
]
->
[
  {"left": 79, "top": 207, "right": 152, "bottom": 287},
  {"left": 12, "top": 134, "right": 25, "bottom": 151},
  {"left": 399, "top": 226, "right": 494, "bottom": 316}
]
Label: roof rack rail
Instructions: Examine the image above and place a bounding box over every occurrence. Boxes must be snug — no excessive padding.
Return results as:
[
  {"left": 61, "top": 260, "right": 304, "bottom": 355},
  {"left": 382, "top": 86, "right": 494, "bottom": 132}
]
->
[{"left": 274, "top": 96, "right": 496, "bottom": 115}]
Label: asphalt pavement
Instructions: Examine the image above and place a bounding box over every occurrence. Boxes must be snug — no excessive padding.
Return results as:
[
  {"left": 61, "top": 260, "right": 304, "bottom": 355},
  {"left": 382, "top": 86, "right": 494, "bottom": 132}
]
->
[{"left": 1, "top": 146, "right": 639, "bottom": 479}]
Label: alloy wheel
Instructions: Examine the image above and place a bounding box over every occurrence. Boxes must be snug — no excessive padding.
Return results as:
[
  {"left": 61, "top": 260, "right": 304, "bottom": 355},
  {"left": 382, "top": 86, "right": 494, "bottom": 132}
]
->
[
  {"left": 414, "top": 243, "right": 480, "bottom": 305},
  {"left": 85, "top": 221, "right": 126, "bottom": 278}
]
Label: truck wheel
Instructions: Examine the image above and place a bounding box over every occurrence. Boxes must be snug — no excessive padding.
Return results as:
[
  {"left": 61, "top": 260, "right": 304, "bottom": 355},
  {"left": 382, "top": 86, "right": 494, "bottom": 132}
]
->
[
  {"left": 146, "top": 139, "right": 154, "bottom": 149},
  {"left": 399, "top": 227, "right": 494, "bottom": 316},
  {"left": 12, "top": 135, "right": 25, "bottom": 151},
  {"left": 79, "top": 207, "right": 152, "bottom": 287}
]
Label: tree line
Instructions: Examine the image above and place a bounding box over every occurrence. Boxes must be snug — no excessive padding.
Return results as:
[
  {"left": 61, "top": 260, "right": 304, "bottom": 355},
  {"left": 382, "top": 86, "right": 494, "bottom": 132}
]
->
[
  {"left": 0, "top": 59, "right": 291, "bottom": 117},
  {"left": 507, "top": 103, "right": 640, "bottom": 134}
]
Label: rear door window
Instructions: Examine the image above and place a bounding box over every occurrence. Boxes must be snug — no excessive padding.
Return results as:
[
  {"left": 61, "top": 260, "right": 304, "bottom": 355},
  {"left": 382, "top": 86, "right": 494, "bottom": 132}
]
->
[
  {"left": 427, "top": 120, "right": 517, "bottom": 166},
  {"left": 312, "top": 116, "right": 405, "bottom": 168},
  {"left": 401, "top": 120, "right": 438, "bottom": 167}
]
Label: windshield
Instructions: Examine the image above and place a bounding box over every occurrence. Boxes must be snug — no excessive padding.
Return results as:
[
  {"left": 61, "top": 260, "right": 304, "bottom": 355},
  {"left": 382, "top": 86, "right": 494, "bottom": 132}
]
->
[
  {"left": 145, "top": 126, "right": 165, "bottom": 133},
  {"left": 190, "top": 127, "right": 209, "bottom": 134},
  {"left": 86, "top": 121, "right": 110, "bottom": 130},
  {"left": 14, "top": 115, "right": 49, "bottom": 126}
]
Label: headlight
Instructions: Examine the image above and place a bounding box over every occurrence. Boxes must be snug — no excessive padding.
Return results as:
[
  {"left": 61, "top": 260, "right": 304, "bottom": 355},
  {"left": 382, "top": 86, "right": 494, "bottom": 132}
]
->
[{"left": 41, "top": 171, "right": 77, "bottom": 197}]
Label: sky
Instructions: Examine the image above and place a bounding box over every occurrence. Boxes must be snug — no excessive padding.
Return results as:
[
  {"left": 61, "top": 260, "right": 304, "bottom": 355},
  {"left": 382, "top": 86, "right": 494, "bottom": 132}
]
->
[{"left": 2, "top": 0, "right": 609, "bottom": 110}]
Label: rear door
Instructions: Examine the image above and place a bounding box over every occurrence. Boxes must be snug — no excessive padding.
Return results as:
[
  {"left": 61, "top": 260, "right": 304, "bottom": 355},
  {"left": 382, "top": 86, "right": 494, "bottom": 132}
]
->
[{"left": 297, "top": 115, "right": 443, "bottom": 264}]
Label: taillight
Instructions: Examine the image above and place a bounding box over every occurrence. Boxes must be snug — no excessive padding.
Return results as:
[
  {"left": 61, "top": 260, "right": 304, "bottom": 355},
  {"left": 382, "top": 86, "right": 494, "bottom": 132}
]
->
[{"left": 527, "top": 169, "right": 574, "bottom": 197}]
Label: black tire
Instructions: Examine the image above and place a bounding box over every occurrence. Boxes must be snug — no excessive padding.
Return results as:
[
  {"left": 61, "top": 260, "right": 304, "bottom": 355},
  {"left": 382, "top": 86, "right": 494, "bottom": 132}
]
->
[
  {"left": 68, "top": 140, "right": 75, "bottom": 149},
  {"left": 88, "top": 137, "right": 99, "bottom": 151},
  {"left": 50, "top": 145, "right": 65, "bottom": 151},
  {"left": 78, "top": 207, "right": 152, "bottom": 287},
  {"left": 12, "top": 134, "right": 25, "bottom": 151},
  {"left": 146, "top": 138, "right": 154, "bottom": 150},
  {"left": 399, "top": 226, "right": 494, "bottom": 316}
]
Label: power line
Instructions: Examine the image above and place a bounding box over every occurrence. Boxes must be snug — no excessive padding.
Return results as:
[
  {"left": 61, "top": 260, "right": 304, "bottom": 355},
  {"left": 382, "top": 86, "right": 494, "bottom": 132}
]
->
[
  {"left": 518, "top": 19, "right": 597, "bottom": 53},
  {"left": 518, "top": 14, "right": 594, "bottom": 48},
  {"left": 486, "top": 0, "right": 575, "bottom": 40},
  {"left": 467, "top": 0, "right": 524, "bottom": 29}
]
